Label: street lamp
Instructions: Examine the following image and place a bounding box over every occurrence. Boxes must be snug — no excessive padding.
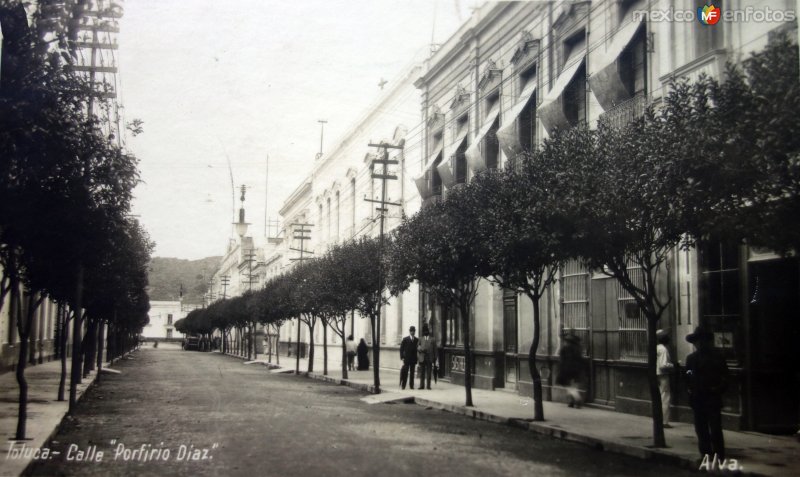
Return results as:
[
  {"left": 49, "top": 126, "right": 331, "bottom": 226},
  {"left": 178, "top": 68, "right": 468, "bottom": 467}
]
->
[{"left": 234, "top": 185, "right": 251, "bottom": 238}]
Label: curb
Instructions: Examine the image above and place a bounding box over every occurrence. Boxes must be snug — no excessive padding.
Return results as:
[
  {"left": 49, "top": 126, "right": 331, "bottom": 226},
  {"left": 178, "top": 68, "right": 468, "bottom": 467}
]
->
[
  {"left": 18, "top": 350, "right": 131, "bottom": 477},
  {"left": 295, "top": 370, "right": 770, "bottom": 477}
]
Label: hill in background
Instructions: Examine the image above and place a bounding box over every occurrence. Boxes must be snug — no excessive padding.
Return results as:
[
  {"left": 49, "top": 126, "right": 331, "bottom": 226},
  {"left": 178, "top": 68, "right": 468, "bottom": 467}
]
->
[{"left": 147, "top": 256, "right": 221, "bottom": 304}]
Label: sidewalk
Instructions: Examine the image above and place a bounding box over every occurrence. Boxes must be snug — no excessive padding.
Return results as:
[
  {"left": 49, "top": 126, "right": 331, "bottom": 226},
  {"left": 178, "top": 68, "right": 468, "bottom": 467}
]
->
[
  {"left": 0, "top": 354, "right": 124, "bottom": 477},
  {"left": 241, "top": 353, "right": 799, "bottom": 477}
]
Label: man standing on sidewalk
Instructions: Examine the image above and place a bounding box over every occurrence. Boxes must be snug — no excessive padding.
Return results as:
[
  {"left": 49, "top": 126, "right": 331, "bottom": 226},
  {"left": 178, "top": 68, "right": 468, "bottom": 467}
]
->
[
  {"left": 657, "top": 329, "right": 675, "bottom": 428},
  {"left": 417, "top": 323, "right": 437, "bottom": 390},
  {"left": 400, "top": 326, "right": 419, "bottom": 389},
  {"left": 685, "top": 326, "right": 729, "bottom": 460}
]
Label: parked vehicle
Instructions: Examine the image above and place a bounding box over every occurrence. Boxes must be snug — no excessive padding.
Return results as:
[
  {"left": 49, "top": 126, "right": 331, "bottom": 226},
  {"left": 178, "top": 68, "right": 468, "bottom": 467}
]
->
[{"left": 183, "top": 336, "right": 201, "bottom": 351}]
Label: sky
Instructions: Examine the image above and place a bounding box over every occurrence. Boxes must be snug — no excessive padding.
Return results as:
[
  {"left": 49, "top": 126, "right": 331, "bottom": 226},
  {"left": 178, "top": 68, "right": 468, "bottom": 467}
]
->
[{"left": 122, "top": 0, "right": 478, "bottom": 260}]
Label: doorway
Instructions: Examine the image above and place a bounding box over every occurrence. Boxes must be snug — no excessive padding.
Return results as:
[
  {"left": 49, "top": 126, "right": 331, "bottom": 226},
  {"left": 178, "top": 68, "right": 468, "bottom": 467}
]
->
[
  {"left": 503, "top": 289, "right": 518, "bottom": 388},
  {"left": 748, "top": 258, "right": 800, "bottom": 433}
]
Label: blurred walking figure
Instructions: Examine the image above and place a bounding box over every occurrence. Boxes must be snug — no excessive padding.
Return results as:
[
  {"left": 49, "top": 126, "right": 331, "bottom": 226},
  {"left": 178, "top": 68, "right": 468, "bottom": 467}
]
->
[
  {"left": 557, "top": 330, "right": 584, "bottom": 408},
  {"left": 345, "top": 335, "right": 357, "bottom": 371},
  {"left": 417, "top": 324, "right": 437, "bottom": 390},
  {"left": 656, "top": 329, "right": 675, "bottom": 428}
]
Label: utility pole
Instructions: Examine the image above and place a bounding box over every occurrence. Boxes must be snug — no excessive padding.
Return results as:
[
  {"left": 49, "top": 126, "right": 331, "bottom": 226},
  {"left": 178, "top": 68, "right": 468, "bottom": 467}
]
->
[
  {"left": 315, "top": 120, "right": 327, "bottom": 160},
  {"left": 290, "top": 222, "right": 314, "bottom": 373},
  {"left": 244, "top": 249, "right": 257, "bottom": 360},
  {"left": 366, "top": 141, "right": 403, "bottom": 393},
  {"left": 221, "top": 275, "right": 230, "bottom": 300}
]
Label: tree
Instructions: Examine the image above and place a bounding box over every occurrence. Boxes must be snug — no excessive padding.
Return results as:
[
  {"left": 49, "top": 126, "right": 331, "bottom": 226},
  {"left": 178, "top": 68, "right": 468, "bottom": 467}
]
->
[
  {"left": 465, "top": 154, "right": 579, "bottom": 421},
  {"left": 320, "top": 240, "right": 370, "bottom": 380},
  {"left": 388, "top": 192, "right": 489, "bottom": 407}
]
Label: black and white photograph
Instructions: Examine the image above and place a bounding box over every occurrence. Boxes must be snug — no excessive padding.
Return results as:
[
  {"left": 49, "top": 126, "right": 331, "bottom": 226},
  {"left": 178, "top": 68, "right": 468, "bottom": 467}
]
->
[{"left": 0, "top": 1, "right": 799, "bottom": 476}]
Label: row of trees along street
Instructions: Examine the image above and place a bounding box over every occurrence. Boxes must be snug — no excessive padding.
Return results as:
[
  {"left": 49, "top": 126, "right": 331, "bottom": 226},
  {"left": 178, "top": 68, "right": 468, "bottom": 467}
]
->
[
  {"left": 176, "top": 236, "right": 386, "bottom": 384},
  {"left": 174, "top": 36, "right": 798, "bottom": 450},
  {"left": 0, "top": 3, "right": 153, "bottom": 441}
]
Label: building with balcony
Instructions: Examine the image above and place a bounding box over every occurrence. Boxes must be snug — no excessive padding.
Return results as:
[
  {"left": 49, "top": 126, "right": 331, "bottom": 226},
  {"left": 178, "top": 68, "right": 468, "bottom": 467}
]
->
[{"left": 411, "top": 0, "right": 799, "bottom": 433}]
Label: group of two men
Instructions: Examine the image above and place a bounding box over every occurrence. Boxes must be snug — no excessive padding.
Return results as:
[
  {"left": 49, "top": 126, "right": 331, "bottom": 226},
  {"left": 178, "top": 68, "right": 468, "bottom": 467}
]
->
[{"left": 399, "top": 324, "right": 437, "bottom": 390}]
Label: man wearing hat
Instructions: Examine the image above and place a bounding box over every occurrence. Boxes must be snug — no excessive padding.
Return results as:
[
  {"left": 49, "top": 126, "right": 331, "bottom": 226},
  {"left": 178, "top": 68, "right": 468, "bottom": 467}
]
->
[
  {"left": 399, "top": 326, "right": 419, "bottom": 389},
  {"left": 656, "top": 329, "right": 675, "bottom": 428},
  {"left": 685, "top": 326, "right": 729, "bottom": 460},
  {"left": 417, "top": 323, "right": 437, "bottom": 390}
]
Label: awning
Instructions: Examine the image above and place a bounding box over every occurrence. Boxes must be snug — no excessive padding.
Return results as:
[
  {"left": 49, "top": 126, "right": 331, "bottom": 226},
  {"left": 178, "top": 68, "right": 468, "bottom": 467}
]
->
[
  {"left": 413, "top": 143, "right": 443, "bottom": 199},
  {"left": 465, "top": 105, "right": 501, "bottom": 172},
  {"left": 495, "top": 80, "right": 538, "bottom": 159},
  {"left": 538, "top": 46, "right": 586, "bottom": 134},
  {"left": 437, "top": 130, "right": 468, "bottom": 187},
  {"left": 588, "top": 19, "right": 644, "bottom": 111},
  {"left": 413, "top": 168, "right": 431, "bottom": 200}
]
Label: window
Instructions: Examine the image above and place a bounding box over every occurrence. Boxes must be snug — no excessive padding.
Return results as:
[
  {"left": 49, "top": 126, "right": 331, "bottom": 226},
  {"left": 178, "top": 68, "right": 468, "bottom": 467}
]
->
[
  {"left": 618, "top": 264, "right": 647, "bottom": 361},
  {"left": 455, "top": 115, "right": 469, "bottom": 184},
  {"left": 167, "top": 329, "right": 173, "bottom": 339},
  {"left": 431, "top": 153, "right": 443, "bottom": 196},
  {"left": 350, "top": 178, "right": 356, "bottom": 237},
  {"left": 519, "top": 66, "right": 538, "bottom": 154},
  {"left": 619, "top": 28, "right": 647, "bottom": 97},
  {"left": 326, "top": 197, "right": 331, "bottom": 243},
  {"left": 484, "top": 93, "right": 500, "bottom": 170},
  {"left": 335, "top": 191, "right": 340, "bottom": 241},
  {"left": 562, "top": 32, "right": 586, "bottom": 126},
  {"left": 561, "top": 260, "right": 589, "bottom": 355},
  {"left": 167, "top": 313, "right": 173, "bottom": 325},
  {"left": 699, "top": 240, "right": 741, "bottom": 361},
  {"left": 503, "top": 289, "right": 518, "bottom": 353},
  {"left": 445, "top": 305, "right": 463, "bottom": 347},
  {"left": 563, "top": 63, "right": 586, "bottom": 126}
]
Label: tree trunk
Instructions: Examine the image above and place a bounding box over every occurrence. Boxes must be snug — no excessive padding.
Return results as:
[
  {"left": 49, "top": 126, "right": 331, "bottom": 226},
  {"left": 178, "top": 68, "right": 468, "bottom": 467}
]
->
[
  {"left": 529, "top": 294, "right": 545, "bottom": 421},
  {"left": 58, "top": 312, "right": 70, "bottom": 402},
  {"left": 28, "top": 299, "right": 37, "bottom": 366},
  {"left": 647, "top": 313, "right": 666, "bottom": 447},
  {"left": 460, "top": 299, "right": 473, "bottom": 407},
  {"left": 69, "top": 264, "right": 84, "bottom": 413},
  {"left": 12, "top": 280, "right": 29, "bottom": 440},
  {"left": 83, "top": 318, "right": 96, "bottom": 377},
  {"left": 371, "top": 314, "right": 381, "bottom": 392},
  {"left": 322, "top": 321, "right": 328, "bottom": 375},
  {"left": 275, "top": 325, "right": 280, "bottom": 365},
  {"left": 96, "top": 321, "right": 105, "bottom": 383},
  {"left": 295, "top": 319, "right": 301, "bottom": 374},
  {"left": 341, "top": 332, "right": 348, "bottom": 380},
  {"left": 307, "top": 320, "right": 315, "bottom": 373}
]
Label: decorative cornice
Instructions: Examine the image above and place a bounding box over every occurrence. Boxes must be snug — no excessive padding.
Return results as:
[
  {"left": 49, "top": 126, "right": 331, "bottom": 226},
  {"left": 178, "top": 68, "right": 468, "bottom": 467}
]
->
[
  {"left": 510, "top": 31, "right": 540, "bottom": 67},
  {"left": 478, "top": 59, "right": 503, "bottom": 91},
  {"left": 449, "top": 84, "right": 471, "bottom": 110},
  {"left": 428, "top": 105, "right": 445, "bottom": 128}
]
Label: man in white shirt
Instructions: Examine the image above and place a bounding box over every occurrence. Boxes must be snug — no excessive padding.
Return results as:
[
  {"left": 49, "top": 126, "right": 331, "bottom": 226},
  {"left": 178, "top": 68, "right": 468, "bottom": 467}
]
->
[{"left": 657, "top": 329, "right": 675, "bottom": 428}]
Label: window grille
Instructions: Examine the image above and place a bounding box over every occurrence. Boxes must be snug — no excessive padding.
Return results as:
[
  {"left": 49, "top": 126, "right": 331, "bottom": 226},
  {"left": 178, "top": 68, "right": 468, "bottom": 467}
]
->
[
  {"left": 561, "top": 260, "right": 589, "bottom": 355},
  {"left": 618, "top": 264, "right": 647, "bottom": 361}
]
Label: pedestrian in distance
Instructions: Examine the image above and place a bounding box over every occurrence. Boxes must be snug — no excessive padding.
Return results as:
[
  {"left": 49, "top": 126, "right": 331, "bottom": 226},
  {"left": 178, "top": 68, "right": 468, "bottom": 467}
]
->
[
  {"left": 345, "top": 335, "right": 357, "bottom": 371},
  {"left": 356, "top": 338, "right": 369, "bottom": 371},
  {"left": 685, "top": 326, "right": 729, "bottom": 460},
  {"left": 399, "top": 326, "right": 419, "bottom": 389},
  {"left": 556, "top": 329, "right": 585, "bottom": 408},
  {"left": 417, "top": 323, "right": 437, "bottom": 390},
  {"left": 656, "top": 328, "right": 675, "bottom": 428}
]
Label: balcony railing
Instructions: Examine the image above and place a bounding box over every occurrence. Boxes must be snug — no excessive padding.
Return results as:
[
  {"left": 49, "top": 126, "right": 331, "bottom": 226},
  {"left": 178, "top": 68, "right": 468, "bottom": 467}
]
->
[{"left": 598, "top": 93, "right": 647, "bottom": 129}]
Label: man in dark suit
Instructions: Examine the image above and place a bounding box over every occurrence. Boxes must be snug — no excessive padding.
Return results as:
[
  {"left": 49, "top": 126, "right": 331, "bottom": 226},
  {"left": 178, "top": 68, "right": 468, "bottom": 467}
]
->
[
  {"left": 685, "top": 326, "right": 729, "bottom": 460},
  {"left": 399, "top": 326, "right": 419, "bottom": 389}
]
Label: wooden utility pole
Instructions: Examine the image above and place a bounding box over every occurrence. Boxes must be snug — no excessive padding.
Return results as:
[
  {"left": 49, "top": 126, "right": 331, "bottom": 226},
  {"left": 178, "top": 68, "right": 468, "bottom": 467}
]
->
[
  {"left": 366, "top": 142, "right": 403, "bottom": 393},
  {"left": 290, "top": 223, "right": 314, "bottom": 373}
]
